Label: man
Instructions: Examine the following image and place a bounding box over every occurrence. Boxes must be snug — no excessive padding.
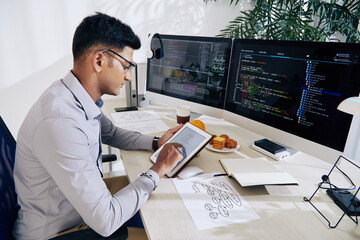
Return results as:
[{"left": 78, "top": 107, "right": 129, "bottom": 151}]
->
[{"left": 13, "top": 12, "right": 183, "bottom": 240}]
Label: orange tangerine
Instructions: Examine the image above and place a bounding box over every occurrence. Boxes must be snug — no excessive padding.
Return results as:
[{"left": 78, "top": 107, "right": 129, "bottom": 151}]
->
[{"left": 190, "top": 119, "right": 205, "bottom": 131}]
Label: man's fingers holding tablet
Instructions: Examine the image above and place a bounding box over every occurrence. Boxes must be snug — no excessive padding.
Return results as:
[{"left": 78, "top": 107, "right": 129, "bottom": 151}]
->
[{"left": 158, "top": 124, "right": 183, "bottom": 148}]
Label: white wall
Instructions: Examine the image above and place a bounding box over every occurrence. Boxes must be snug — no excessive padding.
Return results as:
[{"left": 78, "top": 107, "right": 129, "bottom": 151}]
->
[
  {"left": 2, "top": 0, "right": 357, "bottom": 162},
  {"left": 0, "top": 0, "right": 251, "bottom": 137}
]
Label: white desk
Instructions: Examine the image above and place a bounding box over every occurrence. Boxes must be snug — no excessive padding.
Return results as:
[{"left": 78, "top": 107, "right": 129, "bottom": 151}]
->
[{"left": 103, "top": 99, "right": 360, "bottom": 240}]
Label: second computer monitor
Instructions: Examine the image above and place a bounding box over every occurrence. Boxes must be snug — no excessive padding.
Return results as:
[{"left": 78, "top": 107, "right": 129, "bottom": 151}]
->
[
  {"left": 225, "top": 39, "right": 360, "bottom": 151},
  {"left": 146, "top": 34, "right": 232, "bottom": 109}
]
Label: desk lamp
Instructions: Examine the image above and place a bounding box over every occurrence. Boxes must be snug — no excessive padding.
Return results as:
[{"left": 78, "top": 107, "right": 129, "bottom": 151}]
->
[
  {"left": 337, "top": 96, "right": 360, "bottom": 115},
  {"left": 338, "top": 96, "right": 360, "bottom": 162}
]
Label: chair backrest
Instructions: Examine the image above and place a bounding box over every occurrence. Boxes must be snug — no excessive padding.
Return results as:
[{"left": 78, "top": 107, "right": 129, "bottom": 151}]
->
[{"left": 0, "top": 116, "right": 18, "bottom": 239}]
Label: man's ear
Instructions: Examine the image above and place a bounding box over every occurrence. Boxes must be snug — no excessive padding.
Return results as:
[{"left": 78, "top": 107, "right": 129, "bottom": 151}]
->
[{"left": 92, "top": 52, "right": 104, "bottom": 72}]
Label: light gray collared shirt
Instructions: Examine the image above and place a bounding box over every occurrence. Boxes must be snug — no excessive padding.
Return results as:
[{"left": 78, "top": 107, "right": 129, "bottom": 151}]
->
[{"left": 13, "top": 71, "right": 159, "bottom": 240}]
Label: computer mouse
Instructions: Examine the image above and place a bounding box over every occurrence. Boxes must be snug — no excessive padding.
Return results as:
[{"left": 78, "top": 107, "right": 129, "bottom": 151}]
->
[{"left": 178, "top": 166, "right": 204, "bottom": 179}]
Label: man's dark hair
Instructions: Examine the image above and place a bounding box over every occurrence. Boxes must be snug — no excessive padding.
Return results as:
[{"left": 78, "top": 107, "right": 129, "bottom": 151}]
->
[{"left": 72, "top": 12, "right": 141, "bottom": 61}]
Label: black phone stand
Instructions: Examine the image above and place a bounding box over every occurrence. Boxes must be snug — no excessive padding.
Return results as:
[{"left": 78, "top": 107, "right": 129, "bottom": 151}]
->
[{"left": 303, "top": 155, "right": 360, "bottom": 228}]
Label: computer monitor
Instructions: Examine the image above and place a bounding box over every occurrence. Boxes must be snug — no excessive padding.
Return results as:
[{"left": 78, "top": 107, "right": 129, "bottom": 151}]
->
[
  {"left": 146, "top": 34, "right": 232, "bottom": 109},
  {"left": 225, "top": 39, "right": 360, "bottom": 151}
]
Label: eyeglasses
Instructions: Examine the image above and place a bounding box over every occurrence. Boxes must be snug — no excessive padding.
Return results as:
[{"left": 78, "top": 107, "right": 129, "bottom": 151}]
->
[{"left": 99, "top": 49, "right": 136, "bottom": 73}]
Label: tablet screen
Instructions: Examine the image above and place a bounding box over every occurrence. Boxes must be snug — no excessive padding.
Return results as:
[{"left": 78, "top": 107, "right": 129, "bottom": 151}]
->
[{"left": 150, "top": 122, "right": 212, "bottom": 177}]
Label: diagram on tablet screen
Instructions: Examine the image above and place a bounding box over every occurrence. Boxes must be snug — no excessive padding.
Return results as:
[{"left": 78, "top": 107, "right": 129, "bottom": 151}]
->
[
  {"left": 155, "top": 126, "right": 205, "bottom": 163},
  {"left": 170, "top": 126, "right": 205, "bottom": 155}
]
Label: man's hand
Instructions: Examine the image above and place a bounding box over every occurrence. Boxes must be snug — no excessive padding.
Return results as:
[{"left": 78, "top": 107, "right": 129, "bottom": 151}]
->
[
  {"left": 158, "top": 124, "right": 183, "bottom": 148},
  {"left": 150, "top": 143, "right": 183, "bottom": 178}
]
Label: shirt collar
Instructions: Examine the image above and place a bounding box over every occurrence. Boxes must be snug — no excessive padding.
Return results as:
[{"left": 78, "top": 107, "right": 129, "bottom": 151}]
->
[{"left": 62, "top": 71, "right": 102, "bottom": 120}]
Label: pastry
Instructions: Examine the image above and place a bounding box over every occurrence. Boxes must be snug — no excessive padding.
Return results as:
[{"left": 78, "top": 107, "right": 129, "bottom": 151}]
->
[
  {"left": 209, "top": 135, "right": 217, "bottom": 145},
  {"left": 225, "top": 138, "right": 237, "bottom": 148},
  {"left": 212, "top": 137, "right": 226, "bottom": 150},
  {"left": 219, "top": 134, "right": 229, "bottom": 141}
]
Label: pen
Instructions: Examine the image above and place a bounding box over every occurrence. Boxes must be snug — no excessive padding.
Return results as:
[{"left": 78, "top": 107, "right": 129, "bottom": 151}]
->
[
  {"left": 213, "top": 173, "right": 227, "bottom": 177},
  {"left": 191, "top": 180, "right": 234, "bottom": 194}
]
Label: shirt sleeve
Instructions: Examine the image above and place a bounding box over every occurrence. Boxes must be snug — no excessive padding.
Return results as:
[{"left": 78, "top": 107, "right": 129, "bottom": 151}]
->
[
  {"left": 32, "top": 117, "right": 155, "bottom": 237},
  {"left": 100, "top": 113, "right": 154, "bottom": 151}
]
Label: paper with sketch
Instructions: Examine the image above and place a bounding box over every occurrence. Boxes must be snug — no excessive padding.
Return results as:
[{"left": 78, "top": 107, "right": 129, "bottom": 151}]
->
[
  {"left": 115, "top": 120, "right": 169, "bottom": 135},
  {"left": 111, "top": 110, "right": 161, "bottom": 124},
  {"left": 172, "top": 176, "right": 260, "bottom": 230},
  {"left": 111, "top": 110, "right": 169, "bottom": 134}
]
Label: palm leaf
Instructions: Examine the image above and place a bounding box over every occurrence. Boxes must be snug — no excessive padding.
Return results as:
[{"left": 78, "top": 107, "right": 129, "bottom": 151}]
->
[{"left": 208, "top": 0, "right": 360, "bottom": 42}]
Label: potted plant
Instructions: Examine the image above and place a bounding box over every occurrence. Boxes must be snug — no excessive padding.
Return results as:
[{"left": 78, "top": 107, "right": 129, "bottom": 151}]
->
[{"left": 204, "top": 0, "right": 360, "bottom": 42}]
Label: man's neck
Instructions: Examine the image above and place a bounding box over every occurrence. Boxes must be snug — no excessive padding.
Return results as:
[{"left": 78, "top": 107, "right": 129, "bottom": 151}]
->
[{"left": 71, "top": 67, "right": 101, "bottom": 102}]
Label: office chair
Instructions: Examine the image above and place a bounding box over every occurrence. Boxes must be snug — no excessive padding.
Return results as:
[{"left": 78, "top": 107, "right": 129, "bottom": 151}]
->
[
  {"left": 102, "top": 154, "right": 117, "bottom": 163},
  {"left": 0, "top": 116, "right": 128, "bottom": 240},
  {"left": 0, "top": 116, "right": 18, "bottom": 240}
]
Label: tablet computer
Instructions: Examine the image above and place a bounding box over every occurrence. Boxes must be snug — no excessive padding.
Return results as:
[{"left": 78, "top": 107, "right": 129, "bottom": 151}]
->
[{"left": 150, "top": 122, "right": 212, "bottom": 177}]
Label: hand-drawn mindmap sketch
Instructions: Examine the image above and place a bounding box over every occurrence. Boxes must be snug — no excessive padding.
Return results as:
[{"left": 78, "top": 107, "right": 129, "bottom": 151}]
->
[{"left": 172, "top": 176, "right": 260, "bottom": 230}]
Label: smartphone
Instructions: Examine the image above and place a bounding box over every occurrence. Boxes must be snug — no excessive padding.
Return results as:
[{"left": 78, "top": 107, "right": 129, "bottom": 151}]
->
[
  {"left": 254, "top": 139, "right": 286, "bottom": 154},
  {"left": 115, "top": 106, "right": 138, "bottom": 112}
]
